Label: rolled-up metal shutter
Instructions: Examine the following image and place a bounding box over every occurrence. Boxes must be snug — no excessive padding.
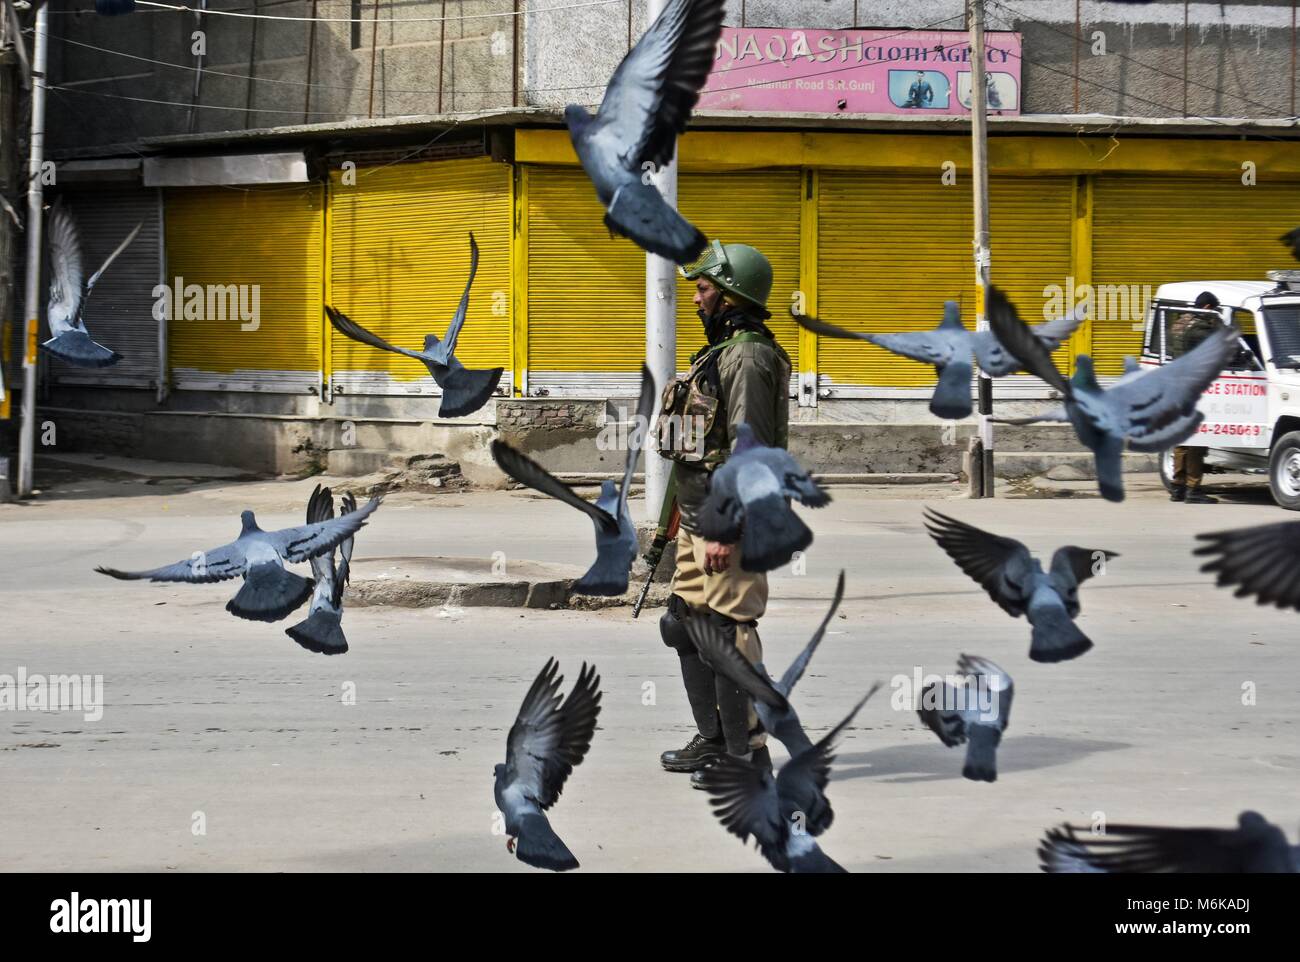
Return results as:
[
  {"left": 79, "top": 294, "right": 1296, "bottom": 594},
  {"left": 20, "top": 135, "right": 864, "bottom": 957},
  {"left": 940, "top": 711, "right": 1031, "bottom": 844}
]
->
[
  {"left": 525, "top": 166, "right": 802, "bottom": 395},
  {"left": 328, "top": 156, "right": 512, "bottom": 396},
  {"left": 816, "top": 171, "right": 1074, "bottom": 390},
  {"left": 1092, "top": 174, "right": 1300, "bottom": 375},
  {"left": 165, "top": 184, "right": 324, "bottom": 393},
  {"left": 49, "top": 188, "right": 163, "bottom": 389}
]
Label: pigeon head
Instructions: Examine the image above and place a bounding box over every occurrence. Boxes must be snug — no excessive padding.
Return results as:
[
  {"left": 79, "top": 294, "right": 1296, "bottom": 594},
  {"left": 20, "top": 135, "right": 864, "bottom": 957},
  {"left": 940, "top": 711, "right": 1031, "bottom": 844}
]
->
[
  {"left": 732, "top": 423, "right": 761, "bottom": 455},
  {"left": 239, "top": 511, "right": 260, "bottom": 534},
  {"left": 1071, "top": 355, "right": 1099, "bottom": 390},
  {"left": 599, "top": 479, "right": 619, "bottom": 503},
  {"left": 563, "top": 103, "right": 593, "bottom": 134},
  {"left": 940, "top": 301, "right": 962, "bottom": 329}
]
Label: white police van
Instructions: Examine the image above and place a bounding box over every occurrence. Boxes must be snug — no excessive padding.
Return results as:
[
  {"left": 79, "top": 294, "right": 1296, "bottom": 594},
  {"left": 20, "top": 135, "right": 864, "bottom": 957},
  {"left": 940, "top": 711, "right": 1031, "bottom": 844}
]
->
[{"left": 1140, "top": 272, "right": 1300, "bottom": 508}]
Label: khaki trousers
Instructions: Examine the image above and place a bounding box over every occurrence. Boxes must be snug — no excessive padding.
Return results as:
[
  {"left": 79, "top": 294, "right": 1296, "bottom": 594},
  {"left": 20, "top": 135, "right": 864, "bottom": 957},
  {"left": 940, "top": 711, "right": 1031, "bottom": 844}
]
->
[
  {"left": 1173, "top": 446, "right": 1205, "bottom": 489},
  {"left": 671, "top": 527, "right": 767, "bottom": 748}
]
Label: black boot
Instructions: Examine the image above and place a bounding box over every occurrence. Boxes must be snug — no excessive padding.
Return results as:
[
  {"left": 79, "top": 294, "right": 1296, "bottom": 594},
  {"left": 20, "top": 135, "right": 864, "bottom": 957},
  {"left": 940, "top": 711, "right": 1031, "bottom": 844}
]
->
[
  {"left": 661, "top": 732, "right": 727, "bottom": 772},
  {"left": 1186, "top": 488, "right": 1217, "bottom": 504},
  {"left": 1170, "top": 485, "right": 1186, "bottom": 502},
  {"left": 691, "top": 745, "right": 774, "bottom": 790}
]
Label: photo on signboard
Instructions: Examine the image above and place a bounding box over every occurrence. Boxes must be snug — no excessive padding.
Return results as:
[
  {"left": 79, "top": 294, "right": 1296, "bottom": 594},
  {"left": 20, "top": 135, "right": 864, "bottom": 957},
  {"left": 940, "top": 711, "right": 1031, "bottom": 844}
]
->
[
  {"left": 888, "top": 69, "right": 951, "bottom": 109},
  {"left": 957, "top": 71, "right": 1020, "bottom": 111}
]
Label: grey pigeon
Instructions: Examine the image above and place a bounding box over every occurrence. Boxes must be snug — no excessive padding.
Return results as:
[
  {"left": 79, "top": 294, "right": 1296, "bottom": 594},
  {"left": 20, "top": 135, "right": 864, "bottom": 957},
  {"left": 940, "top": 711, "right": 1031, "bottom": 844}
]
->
[
  {"left": 491, "top": 365, "right": 655, "bottom": 596},
  {"left": 494, "top": 658, "right": 601, "bottom": 872},
  {"left": 923, "top": 509, "right": 1116, "bottom": 663},
  {"left": 325, "top": 233, "right": 502, "bottom": 418},
  {"left": 793, "top": 300, "right": 1085, "bottom": 420},
  {"left": 564, "top": 0, "right": 724, "bottom": 263},
  {"left": 917, "top": 654, "right": 1013, "bottom": 782},
  {"left": 1194, "top": 519, "right": 1300, "bottom": 611},
  {"left": 43, "top": 200, "right": 141, "bottom": 368},
  {"left": 696, "top": 423, "right": 830, "bottom": 573},
  {"left": 684, "top": 570, "right": 848, "bottom": 757},
  {"left": 986, "top": 284, "right": 1239, "bottom": 502},
  {"left": 284, "top": 485, "right": 356, "bottom": 655},
  {"left": 1040, "top": 811, "right": 1299, "bottom": 873},
  {"left": 698, "top": 687, "right": 879, "bottom": 874},
  {"left": 95, "top": 497, "right": 382, "bottom": 623}
]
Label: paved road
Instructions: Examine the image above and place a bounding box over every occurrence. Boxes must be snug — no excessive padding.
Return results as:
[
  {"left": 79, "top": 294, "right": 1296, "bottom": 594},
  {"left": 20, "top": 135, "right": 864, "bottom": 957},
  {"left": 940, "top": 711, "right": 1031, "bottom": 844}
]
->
[{"left": 2, "top": 461, "right": 1296, "bottom": 872}]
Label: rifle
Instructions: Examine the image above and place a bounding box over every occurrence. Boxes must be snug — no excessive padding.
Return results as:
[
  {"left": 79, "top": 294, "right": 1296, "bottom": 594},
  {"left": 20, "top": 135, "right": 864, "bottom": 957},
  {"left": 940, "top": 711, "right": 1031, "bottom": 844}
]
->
[{"left": 632, "top": 469, "right": 680, "bottom": 619}]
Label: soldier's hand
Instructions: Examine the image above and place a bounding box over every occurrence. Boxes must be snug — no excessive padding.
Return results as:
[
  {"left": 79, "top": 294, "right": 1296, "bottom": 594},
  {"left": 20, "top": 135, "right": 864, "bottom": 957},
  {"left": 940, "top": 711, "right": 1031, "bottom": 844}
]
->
[{"left": 704, "top": 541, "right": 732, "bottom": 575}]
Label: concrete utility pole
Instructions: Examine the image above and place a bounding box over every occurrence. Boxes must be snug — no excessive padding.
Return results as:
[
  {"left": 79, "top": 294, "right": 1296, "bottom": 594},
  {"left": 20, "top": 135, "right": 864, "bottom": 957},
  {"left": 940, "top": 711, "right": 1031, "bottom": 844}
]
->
[
  {"left": 18, "top": 3, "right": 48, "bottom": 498},
  {"left": 643, "top": 0, "right": 677, "bottom": 524},
  {"left": 968, "top": 0, "right": 994, "bottom": 498}
]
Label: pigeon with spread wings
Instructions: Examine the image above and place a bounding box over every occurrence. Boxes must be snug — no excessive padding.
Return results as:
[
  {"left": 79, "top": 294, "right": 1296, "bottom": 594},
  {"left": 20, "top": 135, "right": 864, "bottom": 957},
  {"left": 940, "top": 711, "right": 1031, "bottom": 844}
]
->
[
  {"left": 325, "top": 233, "right": 503, "bottom": 418},
  {"left": 794, "top": 300, "right": 1085, "bottom": 420},
  {"left": 492, "top": 365, "right": 656, "bottom": 596},
  {"left": 986, "top": 284, "right": 1238, "bottom": 502},
  {"left": 564, "top": 0, "right": 725, "bottom": 262},
  {"left": 43, "top": 200, "right": 142, "bottom": 368},
  {"left": 1040, "top": 811, "right": 1299, "bottom": 873},
  {"left": 494, "top": 659, "right": 602, "bottom": 872},
  {"left": 917, "top": 655, "right": 1014, "bottom": 782},
  {"left": 923, "top": 509, "right": 1116, "bottom": 663},
  {"left": 95, "top": 497, "right": 381, "bottom": 623}
]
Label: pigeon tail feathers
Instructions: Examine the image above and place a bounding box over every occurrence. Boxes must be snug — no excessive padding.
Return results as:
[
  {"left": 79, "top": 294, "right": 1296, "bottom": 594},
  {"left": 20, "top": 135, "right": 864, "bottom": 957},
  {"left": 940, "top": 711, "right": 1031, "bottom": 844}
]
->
[
  {"left": 285, "top": 608, "right": 349, "bottom": 655},
  {"left": 226, "top": 563, "right": 313, "bottom": 623},
  {"left": 739, "top": 494, "right": 812, "bottom": 573}
]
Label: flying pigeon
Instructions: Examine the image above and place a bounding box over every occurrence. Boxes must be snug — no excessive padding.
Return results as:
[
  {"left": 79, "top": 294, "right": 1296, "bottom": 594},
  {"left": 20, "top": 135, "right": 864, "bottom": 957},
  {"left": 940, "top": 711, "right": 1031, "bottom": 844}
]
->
[
  {"left": 95, "top": 497, "right": 382, "bottom": 623},
  {"left": 793, "top": 301, "right": 1085, "bottom": 420},
  {"left": 1193, "top": 519, "right": 1300, "bottom": 611},
  {"left": 923, "top": 509, "right": 1116, "bottom": 663},
  {"left": 325, "top": 233, "right": 503, "bottom": 418},
  {"left": 917, "top": 654, "right": 1013, "bottom": 782},
  {"left": 696, "top": 423, "right": 830, "bottom": 573},
  {"left": 685, "top": 571, "right": 848, "bottom": 758},
  {"left": 986, "top": 285, "right": 1239, "bottom": 502},
  {"left": 564, "top": 0, "right": 725, "bottom": 263},
  {"left": 43, "top": 200, "right": 141, "bottom": 368},
  {"left": 494, "top": 658, "right": 602, "bottom": 872},
  {"left": 284, "top": 485, "right": 357, "bottom": 655},
  {"left": 1040, "top": 811, "right": 1299, "bottom": 873},
  {"left": 697, "top": 687, "right": 879, "bottom": 874},
  {"left": 491, "top": 365, "right": 655, "bottom": 596}
]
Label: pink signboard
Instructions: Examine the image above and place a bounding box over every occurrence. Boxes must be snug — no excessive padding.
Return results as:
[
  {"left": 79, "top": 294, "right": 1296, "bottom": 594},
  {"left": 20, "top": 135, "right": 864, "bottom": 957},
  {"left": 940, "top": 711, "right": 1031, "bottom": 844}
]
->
[{"left": 698, "top": 28, "right": 1023, "bottom": 116}]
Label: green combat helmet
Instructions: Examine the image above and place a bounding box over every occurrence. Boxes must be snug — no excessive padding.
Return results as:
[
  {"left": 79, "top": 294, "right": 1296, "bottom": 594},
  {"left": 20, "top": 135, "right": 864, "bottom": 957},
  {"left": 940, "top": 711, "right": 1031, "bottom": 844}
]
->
[{"left": 680, "top": 240, "right": 773, "bottom": 310}]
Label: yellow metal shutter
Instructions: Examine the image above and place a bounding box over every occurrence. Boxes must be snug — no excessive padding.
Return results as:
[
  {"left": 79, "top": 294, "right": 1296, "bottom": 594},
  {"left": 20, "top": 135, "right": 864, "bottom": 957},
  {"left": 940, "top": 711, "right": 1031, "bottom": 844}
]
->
[
  {"left": 524, "top": 165, "right": 644, "bottom": 395},
  {"left": 329, "top": 156, "right": 513, "bottom": 396},
  {"left": 816, "top": 171, "right": 1074, "bottom": 389},
  {"left": 675, "top": 170, "right": 802, "bottom": 378},
  {"left": 165, "top": 185, "right": 324, "bottom": 393},
  {"left": 524, "top": 166, "right": 802, "bottom": 394},
  {"left": 1092, "top": 174, "right": 1300, "bottom": 375}
]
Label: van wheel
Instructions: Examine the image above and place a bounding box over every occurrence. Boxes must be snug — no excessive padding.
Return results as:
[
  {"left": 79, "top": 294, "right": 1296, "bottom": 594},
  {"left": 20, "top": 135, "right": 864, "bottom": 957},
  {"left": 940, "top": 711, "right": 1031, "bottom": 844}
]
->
[
  {"left": 1268, "top": 432, "right": 1300, "bottom": 510},
  {"left": 1157, "top": 448, "right": 1177, "bottom": 494}
]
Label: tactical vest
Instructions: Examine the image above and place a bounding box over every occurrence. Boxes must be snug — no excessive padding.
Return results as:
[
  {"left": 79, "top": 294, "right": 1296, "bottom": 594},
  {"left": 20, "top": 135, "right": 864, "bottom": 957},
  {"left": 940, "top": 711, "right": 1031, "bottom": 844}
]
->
[{"left": 654, "top": 330, "right": 789, "bottom": 468}]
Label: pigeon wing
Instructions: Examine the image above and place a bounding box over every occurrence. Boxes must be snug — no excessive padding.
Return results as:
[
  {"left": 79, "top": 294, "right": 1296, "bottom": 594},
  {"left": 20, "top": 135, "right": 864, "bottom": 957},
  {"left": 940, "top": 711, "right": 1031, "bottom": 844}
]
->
[
  {"left": 269, "top": 496, "right": 382, "bottom": 563},
  {"left": 1194, "top": 519, "right": 1300, "bottom": 610},
  {"left": 595, "top": 0, "right": 726, "bottom": 172},
  {"left": 325, "top": 306, "right": 429, "bottom": 362},
  {"left": 697, "top": 753, "right": 785, "bottom": 852},
  {"left": 1105, "top": 325, "right": 1239, "bottom": 450},
  {"left": 923, "top": 509, "right": 1034, "bottom": 615},
  {"left": 683, "top": 617, "right": 787, "bottom": 709},
  {"left": 1039, "top": 813, "right": 1293, "bottom": 873},
  {"left": 505, "top": 659, "right": 602, "bottom": 810},
  {"left": 986, "top": 285, "right": 1073, "bottom": 395},
  {"left": 776, "top": 569, "right": 844, "bottom": 696},
  {"left": 303, "top": 483, "right": 338, "bottom": 589},
  {"left": 1048, "top": 545, "right": 1118, "bottom": 616},
  {"left": 46, "top": 201, "right": 84, "bottom": 334},
  {"left": 491, "top": 440, "right": 619, "bottom": 535},
  {"left": 95, "top": 539, "right": 247, "bottom": 584},
  {"left": 86, "top": 222, "right": 143, "bottom": 294},
  {"left": 618, "top": 363, "right": 657, "bottom": 516},
  {"left": 435, "top": 232, "right": 479, "bottom": 361}
]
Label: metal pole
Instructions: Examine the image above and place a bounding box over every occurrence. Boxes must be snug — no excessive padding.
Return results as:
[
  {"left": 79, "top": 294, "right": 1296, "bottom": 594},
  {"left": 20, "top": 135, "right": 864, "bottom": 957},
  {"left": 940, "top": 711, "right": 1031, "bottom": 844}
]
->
[
  {"left": 643, "top": 0, "right": 676, "bottom": 524},
  {"left": 18, "top": 3, "right": 47, "bottom": 498},
  {"left": 969, "top": 0, "right": 994, "bottom": 497}
]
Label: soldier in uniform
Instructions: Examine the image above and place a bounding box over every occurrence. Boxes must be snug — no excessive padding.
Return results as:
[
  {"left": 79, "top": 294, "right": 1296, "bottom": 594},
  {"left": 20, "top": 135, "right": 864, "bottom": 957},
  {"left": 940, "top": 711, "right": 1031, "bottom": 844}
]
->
[
  {"left": 654, "top": 240, "right": 792, "bottom": 788},
  {"left": 1168, "top": 291, "right": 1221, "bottom": 504}
]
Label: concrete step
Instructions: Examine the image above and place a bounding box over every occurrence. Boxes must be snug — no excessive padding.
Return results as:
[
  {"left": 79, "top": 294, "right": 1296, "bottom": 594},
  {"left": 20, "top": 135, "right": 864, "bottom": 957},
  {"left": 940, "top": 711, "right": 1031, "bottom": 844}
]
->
[
  {"left": 992, "top": 450, "right": 1157, "bottom": 480},
  {"left": 326, "top": 448, "right": 397, "bottom": 476}
]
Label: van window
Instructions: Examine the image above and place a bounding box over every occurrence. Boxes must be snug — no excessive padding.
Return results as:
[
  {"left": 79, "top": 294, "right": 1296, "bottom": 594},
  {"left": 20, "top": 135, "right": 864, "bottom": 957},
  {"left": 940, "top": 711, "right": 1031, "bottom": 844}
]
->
[{"left": 1264, "top": 304, "right": 1300, "bottom": 370}]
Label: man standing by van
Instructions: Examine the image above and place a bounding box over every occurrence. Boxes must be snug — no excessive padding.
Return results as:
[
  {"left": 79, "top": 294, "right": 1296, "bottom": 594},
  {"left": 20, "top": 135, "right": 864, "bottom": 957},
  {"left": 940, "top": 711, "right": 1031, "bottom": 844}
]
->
[{"left": 1168, "top": 291, "right": 1221, "bottom": 504}]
